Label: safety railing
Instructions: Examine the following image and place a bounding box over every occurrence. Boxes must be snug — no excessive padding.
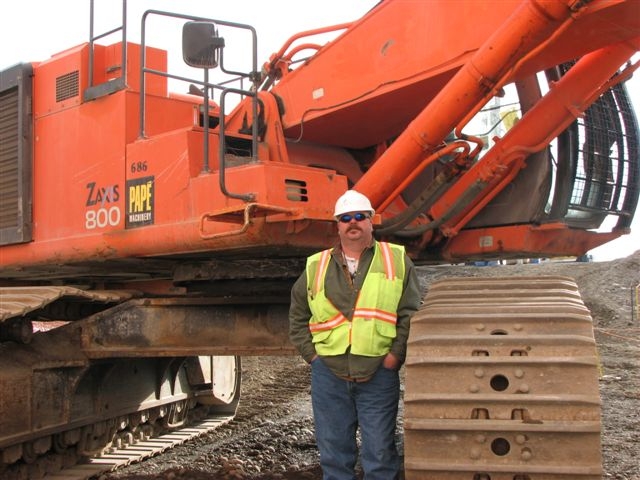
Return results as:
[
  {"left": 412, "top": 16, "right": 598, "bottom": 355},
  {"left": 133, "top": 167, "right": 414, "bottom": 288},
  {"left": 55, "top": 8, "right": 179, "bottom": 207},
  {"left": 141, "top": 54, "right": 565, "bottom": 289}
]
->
[
  {"left": 138, "top": 9, "right": 260, "bottom": 202},
  {"left": 84, "top": 0, "right": 127, "bottom": 101}
]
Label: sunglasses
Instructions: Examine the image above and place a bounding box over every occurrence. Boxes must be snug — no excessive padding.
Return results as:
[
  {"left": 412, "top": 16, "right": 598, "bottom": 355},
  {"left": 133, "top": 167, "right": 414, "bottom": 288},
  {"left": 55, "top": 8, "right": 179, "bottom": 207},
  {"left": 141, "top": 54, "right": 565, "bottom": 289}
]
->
[{"left": 338, "top": 212, "right": 369, "bottom": 223}]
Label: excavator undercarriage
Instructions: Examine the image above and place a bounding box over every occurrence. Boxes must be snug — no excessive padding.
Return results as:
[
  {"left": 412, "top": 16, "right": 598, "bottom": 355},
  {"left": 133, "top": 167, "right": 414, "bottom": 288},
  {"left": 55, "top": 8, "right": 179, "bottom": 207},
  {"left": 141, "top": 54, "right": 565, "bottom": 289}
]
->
[{"left": 0, "top": 275, "right": 604, "bottom": 479}]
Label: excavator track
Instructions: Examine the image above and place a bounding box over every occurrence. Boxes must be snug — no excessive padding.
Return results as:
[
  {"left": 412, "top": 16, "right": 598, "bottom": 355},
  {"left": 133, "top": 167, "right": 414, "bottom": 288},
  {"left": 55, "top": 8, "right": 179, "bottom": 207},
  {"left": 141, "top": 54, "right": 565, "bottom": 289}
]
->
[
  {"left": 0, "top": 287, "right": 244, "bottom": 480},
  {"left": 0, "top": 409, "right": 234, "bottom": 480},
  {"left": 404, "top": 276, "right": 602, "bottom": 479},
  {"left": 39, "top": 413, "right": 233, "bottom": 480}
]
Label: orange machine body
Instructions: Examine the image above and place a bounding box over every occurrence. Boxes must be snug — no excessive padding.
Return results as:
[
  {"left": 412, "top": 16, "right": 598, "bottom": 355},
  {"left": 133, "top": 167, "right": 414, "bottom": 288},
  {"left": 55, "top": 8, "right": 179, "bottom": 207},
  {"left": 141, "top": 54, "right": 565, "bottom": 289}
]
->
[
  {"left": 2, "top": 41, "right": 348, "bottom": 273},
  {"left": 1, "top": 0, "right": 639, "bottom": 283}
]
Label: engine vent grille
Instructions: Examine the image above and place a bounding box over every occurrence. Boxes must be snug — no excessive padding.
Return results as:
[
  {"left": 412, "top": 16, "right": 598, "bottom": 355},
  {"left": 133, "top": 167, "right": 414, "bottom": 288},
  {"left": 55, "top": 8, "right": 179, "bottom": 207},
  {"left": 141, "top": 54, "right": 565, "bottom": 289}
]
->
[
  {"left": 0, "top": 87, "right": 19, "bottom": 230},
  {"left": 0, "top": 63, "right": 33, "bottom": 246},
  {"left": 285, "top": 179, "right": 308, "bottom": 202},
  {"left": 55, "top": 70, "right": 79, "bottom": 102}
]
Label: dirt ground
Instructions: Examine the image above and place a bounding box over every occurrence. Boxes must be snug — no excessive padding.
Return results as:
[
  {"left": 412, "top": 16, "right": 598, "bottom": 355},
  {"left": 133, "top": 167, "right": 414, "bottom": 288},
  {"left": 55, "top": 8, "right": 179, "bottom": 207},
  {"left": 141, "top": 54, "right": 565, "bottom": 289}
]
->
[{"left": 102, "top": 251, "right": 640, "bottom": 480}]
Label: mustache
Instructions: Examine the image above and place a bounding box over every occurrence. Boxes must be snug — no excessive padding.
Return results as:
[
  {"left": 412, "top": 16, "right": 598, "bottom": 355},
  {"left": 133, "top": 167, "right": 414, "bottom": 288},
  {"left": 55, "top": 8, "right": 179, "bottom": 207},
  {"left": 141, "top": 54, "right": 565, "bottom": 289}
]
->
[{"left": 346, "top": 225, "right": 362, "bottom": 232}]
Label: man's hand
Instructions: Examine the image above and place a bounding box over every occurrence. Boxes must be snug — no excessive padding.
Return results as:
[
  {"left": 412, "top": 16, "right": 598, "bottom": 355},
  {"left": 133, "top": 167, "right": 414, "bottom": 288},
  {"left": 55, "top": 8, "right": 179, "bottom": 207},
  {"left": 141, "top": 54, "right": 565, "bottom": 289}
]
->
[{"left": 382, "top": 352, "right": 400, "bottom": 370}]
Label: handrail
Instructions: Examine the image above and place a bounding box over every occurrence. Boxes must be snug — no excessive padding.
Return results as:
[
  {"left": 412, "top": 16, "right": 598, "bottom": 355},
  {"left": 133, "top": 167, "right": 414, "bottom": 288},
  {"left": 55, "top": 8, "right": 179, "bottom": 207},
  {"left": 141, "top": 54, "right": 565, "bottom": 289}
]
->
[
  {"left": 218, "top": 87, "right": 256, "bottom": 201},
  {"left": 84, "top": 0, "right": 127, "bottom": 101},
  {"left": 138, "top": 10, "right": 259, "bottom": 202}
]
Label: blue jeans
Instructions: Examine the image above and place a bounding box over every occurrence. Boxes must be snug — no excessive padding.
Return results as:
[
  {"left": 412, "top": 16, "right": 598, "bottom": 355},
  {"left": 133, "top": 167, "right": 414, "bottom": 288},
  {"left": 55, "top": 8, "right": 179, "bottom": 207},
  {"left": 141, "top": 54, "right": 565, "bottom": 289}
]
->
[{"left": 310, "top": 358, "right": 400, "bottom": 480}]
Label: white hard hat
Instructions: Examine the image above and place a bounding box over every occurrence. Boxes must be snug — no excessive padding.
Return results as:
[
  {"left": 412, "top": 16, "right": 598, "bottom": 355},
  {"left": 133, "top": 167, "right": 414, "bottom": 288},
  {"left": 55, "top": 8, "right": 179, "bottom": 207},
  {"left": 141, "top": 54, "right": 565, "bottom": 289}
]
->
[{"left": 333, "top": 190, "right": 375, "bottom": 218}]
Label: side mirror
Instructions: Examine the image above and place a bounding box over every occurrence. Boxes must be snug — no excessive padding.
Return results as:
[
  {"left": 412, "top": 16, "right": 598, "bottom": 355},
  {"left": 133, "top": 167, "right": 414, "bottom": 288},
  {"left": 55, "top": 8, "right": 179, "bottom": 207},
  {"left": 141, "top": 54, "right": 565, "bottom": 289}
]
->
[{"left": 182, "top": 21, "right": 225, "bottom": 69}]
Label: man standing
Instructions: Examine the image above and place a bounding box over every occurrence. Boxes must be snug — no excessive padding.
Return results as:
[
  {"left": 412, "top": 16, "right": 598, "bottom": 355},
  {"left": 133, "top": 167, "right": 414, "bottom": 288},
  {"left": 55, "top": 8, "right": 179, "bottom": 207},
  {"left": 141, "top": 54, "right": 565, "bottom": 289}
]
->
[{"left": 289, "top": 190, "right": 422, "bottom": 479}]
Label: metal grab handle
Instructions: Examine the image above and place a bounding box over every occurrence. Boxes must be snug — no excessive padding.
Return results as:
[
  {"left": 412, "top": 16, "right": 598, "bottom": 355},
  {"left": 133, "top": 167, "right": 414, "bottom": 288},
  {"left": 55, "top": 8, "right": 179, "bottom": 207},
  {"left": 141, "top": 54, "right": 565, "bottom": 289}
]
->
[{"left": 199, "top": 203, "right": 299, "bottom": 240}]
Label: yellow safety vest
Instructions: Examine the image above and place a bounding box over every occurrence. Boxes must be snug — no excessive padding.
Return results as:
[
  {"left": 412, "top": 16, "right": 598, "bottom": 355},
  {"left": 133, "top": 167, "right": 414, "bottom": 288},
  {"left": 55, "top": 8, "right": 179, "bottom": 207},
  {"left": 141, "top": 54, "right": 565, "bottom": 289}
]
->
[{"left": 306, "top": 241, "right": 405, "bottom": 357}]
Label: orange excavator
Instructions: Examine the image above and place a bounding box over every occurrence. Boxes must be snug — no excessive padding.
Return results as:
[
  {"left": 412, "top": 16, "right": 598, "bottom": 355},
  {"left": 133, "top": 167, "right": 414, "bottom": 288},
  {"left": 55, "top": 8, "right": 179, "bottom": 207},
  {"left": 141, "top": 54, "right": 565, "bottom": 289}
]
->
[{"left": 1, "top": 0, "right": 638, "bottom": 478}]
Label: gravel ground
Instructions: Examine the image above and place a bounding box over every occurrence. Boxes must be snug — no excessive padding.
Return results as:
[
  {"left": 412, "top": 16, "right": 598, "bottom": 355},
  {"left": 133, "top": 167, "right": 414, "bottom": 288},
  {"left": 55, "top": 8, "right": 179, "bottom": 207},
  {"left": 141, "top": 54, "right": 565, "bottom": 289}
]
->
[{"left": 102, "top": 251, "right": 640, "bottom": 480}]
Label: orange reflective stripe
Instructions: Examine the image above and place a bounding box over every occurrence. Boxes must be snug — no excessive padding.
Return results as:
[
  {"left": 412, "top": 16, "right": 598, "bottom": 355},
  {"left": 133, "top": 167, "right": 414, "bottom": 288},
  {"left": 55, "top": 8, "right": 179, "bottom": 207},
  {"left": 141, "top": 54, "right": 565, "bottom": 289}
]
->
[
  {"left": 379, "top": 242, "right": 395, "bottom": 280},
  {"left": 308, "top": 312, "right": 348, "bottom": 332},
  {"left": 313, "top": 249, "right": 331, "bottom": 295},
  {"left": 354, "top": 308, "right": 397, "bottom": 325}
]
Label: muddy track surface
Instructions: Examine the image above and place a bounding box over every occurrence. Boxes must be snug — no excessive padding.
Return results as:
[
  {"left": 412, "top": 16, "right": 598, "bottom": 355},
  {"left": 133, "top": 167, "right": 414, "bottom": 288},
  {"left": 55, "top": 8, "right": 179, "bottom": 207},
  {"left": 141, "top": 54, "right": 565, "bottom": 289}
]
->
[{"left": 102, "top": 252, "right": 640, "bottom": 480}]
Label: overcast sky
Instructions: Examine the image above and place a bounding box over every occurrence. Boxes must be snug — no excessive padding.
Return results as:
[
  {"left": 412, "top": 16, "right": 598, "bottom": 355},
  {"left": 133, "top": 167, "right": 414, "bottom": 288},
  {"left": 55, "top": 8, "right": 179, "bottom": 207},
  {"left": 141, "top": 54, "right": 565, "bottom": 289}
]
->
[{"left": 1, "top": 0, "right": 637, "bottom": 260}]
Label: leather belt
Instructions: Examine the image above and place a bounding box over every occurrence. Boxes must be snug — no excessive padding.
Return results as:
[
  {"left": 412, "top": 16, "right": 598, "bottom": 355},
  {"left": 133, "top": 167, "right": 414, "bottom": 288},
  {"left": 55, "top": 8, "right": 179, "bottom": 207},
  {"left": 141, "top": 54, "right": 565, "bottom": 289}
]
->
[{"left": 336, "top": 374, "right": 373, "bottom": 383}]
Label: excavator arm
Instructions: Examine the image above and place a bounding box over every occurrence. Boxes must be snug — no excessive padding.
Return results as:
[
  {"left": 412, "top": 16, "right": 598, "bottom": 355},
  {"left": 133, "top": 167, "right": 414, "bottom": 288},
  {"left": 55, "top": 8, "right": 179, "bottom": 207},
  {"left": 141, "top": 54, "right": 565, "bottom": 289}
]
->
[{"left": 244, "top": 0, "right": 640, "bottom": 261}]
